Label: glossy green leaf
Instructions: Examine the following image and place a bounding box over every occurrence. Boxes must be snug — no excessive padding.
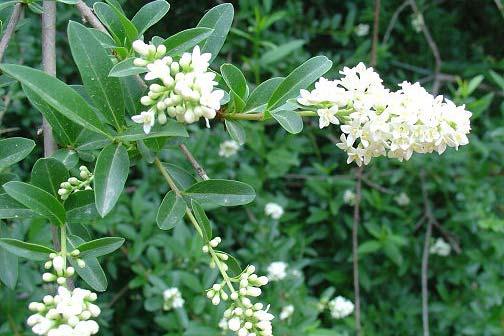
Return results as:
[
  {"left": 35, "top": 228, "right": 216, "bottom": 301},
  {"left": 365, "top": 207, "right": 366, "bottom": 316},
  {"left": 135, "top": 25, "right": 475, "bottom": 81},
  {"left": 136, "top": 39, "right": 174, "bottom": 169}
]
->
[
  {"left": 94, "top": 2, "right": 137, "bottom": 46},
  {"left": 184, "top": 179, "right": 255, "bottom": 207},
  {"left": 163, "top": 163, "right": 197, "bottom": 190},
  {"left": 163, "top": 27, "right": 214, "bottom": 56},
  {"left": 191, "top": 200, "right": 211, "bottom": 242},
  {"left": 157, "top": 191, "right": 187, "bottom": 230},
  {"left": 196, "top": 3, "right": 234, "bottom": 62},
  {"left": 121, "top": 76, "right": 146, "bottom": 116},
  {"left": 3, "top": 182, "right": 66, "bottom": 226},
  {"left": 244, "top": 77, "right": 283, "bottom": 113},
  {"left": 0, "top": 137, "right": 35, "bottom": 169},
  {"left": 108, "top": 58, "right": 146, "bottom": 77},
  {"left": 221, "top": 63, "right": 248, "bottom": 99},
  {"left": 267, "top": 56, "right": 332, "bottom": 111},
  {"left": 259, "top": 39, "right": 305, "bottom": 65},
  {"left": 0, "top": 193, "right": 38, "bottom": 219},
  {"left": 225, "top": 120, "right": 246, "bottom": 145},
  {"left": 76, "top": 237, "right": 125, "bottom": 258},
  {"left": 95, "top": 143, "right": 130, "bottom": 217},
  {"left": 116, "top": 121, "right": 188, "bottom": 141},
  {"left": 0, "top": 64, "right": 111, "bottom": 137},
  {"left": 132, "top": 0, "right": 170, "bottom": 36},
  {"left": 52, "top": 149, "right": 79, "bottom": 169},
  {"left": 68, "top": 21, "right": 125, "bottom": 130},
  {"left": 67, "top": 235, "right": 107, "bottom": 291},
  {"left": 0, "top": 238, "right": 56, "bottom": 261},
  {"left": 0, "top": 223, "right": 18, "bottom": 289},
  {"left": 30, "top": 158, "right": 69, "bottom": 197},
  {"left": 271, "top": 110, "right": 303, "bottom": 134}
]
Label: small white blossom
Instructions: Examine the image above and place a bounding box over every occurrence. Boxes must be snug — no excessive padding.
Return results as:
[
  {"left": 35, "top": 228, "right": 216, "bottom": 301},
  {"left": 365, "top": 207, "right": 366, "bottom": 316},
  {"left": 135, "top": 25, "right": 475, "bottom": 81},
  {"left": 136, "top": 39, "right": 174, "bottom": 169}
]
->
[
  {"left": 267, "top": 262, "right": 288, "bottom": 281},
  {"left": 219, "top": 140, "right": 240, "bottom": 157},
  {"left": 264, "top": 202, "right": 284, "bottom": 220},
  {"left": 430, "top": 238, "right": 451, "bottom": 256},
  {"left": 131, "top": 110, "right": 156, "bottom": 134},
  {"left": 328, "top": 296, "right": 354, "bottom": 319},
  {"left": 279, "top": 304, "right": 294, "bottom": 320},
  {"left": 394, "top": 192, "right": 410, "bottom": 206},
  {"left": 411, "top": 14, "right": 424, "bottom": 33},
  {"left": 163, "top": 287, "right": 184, "bottom": 310},
  {"left": 355, "top": 24, "right": 370, "bottom": 37},
  {"left": 343, "top": 189, "right": 356, "bottom": 205}
]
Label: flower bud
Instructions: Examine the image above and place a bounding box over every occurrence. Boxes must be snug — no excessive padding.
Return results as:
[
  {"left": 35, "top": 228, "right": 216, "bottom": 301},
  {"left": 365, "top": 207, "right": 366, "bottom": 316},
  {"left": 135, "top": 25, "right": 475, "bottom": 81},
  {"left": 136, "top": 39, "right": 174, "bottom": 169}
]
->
[
  {"left": 158, "top": 112, "right": 167, "bottom": 124},
  {"left": 68, "top": 177, "right": 79, "bottom": 185},
  {"left": 77, "top": 259, "right": 86, "bottom": 268},
  {"left": 141, "top": 96, "right": 153, "bottom": 106},
  {"left": 132, "top": 40, "right": 149, "bottom": 56},
  {"left": 71, "top": 249, "right": 80, "bottom": 257},
  {"left": 202, "top": 245, "right": 209, "bottom": 253},
  {"left": 133, "top": 58, "right": 149, "bottom": 67},
  {"left": 44, "top": 261, "right": 53, "bottom": 269},
  {"left": 57, "top": 277, "right": 66, "bottom": 285},
  {"left": 212, "top": 295, "right": 220, "bottom": 305},
  {"left": 231, "top": 292, "right": 239, "bottom": 300},
  {"left": 88, "top": 303, "right": 101, "bottom": 317},
  {"left": 66, "top": 267, "right": 75, "bottom": 277},
  {"left": 43, "top": 273, "right": 57, "bottom": 282},
  {"left": 58, "top": 188, "right": 69, "bottom": 196},
  {"left": 52, "top": 256, "right": 64, "bottom": 274},
  {"left": 170, "top": 62, "right": 180, "bottom": 74},
  {"left": 156, "top": 44, "right": 167, "bottom": 58}
]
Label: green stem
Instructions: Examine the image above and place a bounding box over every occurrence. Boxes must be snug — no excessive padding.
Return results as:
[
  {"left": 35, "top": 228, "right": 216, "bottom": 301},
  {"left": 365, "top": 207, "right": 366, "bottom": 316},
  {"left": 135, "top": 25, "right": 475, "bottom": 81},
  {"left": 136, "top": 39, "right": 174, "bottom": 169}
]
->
[
  {"left": 222, "top": 110, "right": 320, "bottom": 121},
  {"left": 154, "top": 157, "right": 236, "bottom": 293}
]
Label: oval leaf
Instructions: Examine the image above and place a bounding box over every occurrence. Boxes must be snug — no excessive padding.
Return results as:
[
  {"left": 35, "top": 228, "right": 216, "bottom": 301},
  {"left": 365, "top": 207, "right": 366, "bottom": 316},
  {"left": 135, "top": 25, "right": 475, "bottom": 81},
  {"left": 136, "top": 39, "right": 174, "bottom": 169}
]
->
[
  {"left": 225, "top": 120, "right": 246, "bottom": 145},
  {"left": 3, "top": 181, "right": 66, "bottom": 226},
  {"left": 0, "top": 238, "right": 56, "bottom": 261},
  {"left": 191, "top": 200, "right": 212, "bottom": 242},
  {"left": 163, "top": 27, "right": 214, "bottom": 56},
  {"left": 197, "top": 3, "right": 234, "bottom": 62},
  {"left": 132, "top": 0, "right": 170, "bottom": 36},
  {"left": 67, "top": 235, "right": 107, "bottom": 291},
  {"left": 157, "top": 191, "right": 187, "bottom": 230},
  {"left": 184, "top": 179, "right": 255, "bottom": 207},
  {"left": 271, "top": 110, "right": 303, "bottom": 134},
  {"left": 76, "top": 237, "right": 125, "bottom": 258},
  {"left": 0, "top": 193, "right": 39, "bottom": 219},
  {"left": 244, "top": 77, "right": 283, "bottom": 113},
  {"left": 0, "top": 223, "right": 18, "bottom": 289},
  {"left": 109, "top": 58, "right": 146, "bottom": 77},
  {"left": 95, "top": 143, "right": 130, "bottom": 217},
  {"left": 0, "top": 137, "right": 35, "bottom": 169},
  {"left": 31, "top": 158, "right": 69, "bottom": 197},
  {"left": 221, "top": 63, "right": 248, "bottom": 99}
]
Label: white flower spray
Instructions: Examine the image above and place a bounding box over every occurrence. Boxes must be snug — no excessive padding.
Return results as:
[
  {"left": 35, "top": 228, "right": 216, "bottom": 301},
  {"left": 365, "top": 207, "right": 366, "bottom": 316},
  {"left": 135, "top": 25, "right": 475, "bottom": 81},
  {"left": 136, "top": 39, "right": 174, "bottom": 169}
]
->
[
  {"left": 430, "top": 237, "right": 451, "bottom": 256},
  {"left": 163, "top": 288, "right": 185, "bottom": 311},
  {"left": 266, "top": 262, "right": 288, "bottom": 282},
  {"left": 264, "top": 203, "right": 284, "bottom": 220},
  {"left": 219, "top": 140, "right": 240, "bottom": 158},
  {"left": 297, "top": 63, "right": 472, "bottom": 166}
]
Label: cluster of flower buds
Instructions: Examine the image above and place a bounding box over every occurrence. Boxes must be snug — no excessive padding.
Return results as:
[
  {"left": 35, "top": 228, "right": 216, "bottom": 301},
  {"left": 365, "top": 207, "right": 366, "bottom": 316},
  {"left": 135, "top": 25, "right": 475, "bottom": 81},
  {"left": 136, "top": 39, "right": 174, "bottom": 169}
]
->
[
  {"left": 42, "top": 254, "right": 74, "bottom": 285},
  {"left": 327, "top": 296, "right": 354, "bottom": 319},
  {"left": 162, "top": 287, "right": 185, "bottom": 311},
  {"left": 131, "top": 40, "right": 224, "bottom": 133},
  {"left": 58, "top": 166, "right": 93, "bottom": 201},
  {"left": 27, "top": 286, "right": 100, "bottom": 336},
  {"left": 211, "top": 266, "right": 273, "bottom": 336}
]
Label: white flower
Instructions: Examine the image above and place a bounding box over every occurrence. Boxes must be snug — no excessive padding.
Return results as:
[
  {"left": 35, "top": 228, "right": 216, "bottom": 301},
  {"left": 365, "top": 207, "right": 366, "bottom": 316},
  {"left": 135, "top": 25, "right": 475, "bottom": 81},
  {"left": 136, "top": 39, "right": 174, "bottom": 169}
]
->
[
  {"left": 343, "top": 189, "right": 356, "bottom": 205},
  {"left": 264, "top": 202, "right": 284, "bottom": 220},
  {"left": 355, "top": 24, "right": 370, "bottom": 37},
  {"left": 317, "top": 105, "right": 340, "bottom": 129},
  {"left": 131, "top": 110, "right": 156, "bottom": 134},
  {"left": 163, "top": 287, "right": 184, "bottom": 310},
  {"left": 328, "top": 296, "right": 354, "bottom": 319},
  {"left": 279, "top": 304, "right": 294, "bottom": 320},
  {"left": 430, "top": 238, "right": 451, "bottom": 256},
  {"left": 267, "top": 262, "right": 288, "bottom": 281},
  {"left": 394, "top": 192, "right": 410, "bottom": 206},
  {"left": 411, "top": 14, "right": 424, "bottom": 33},
  {"left": 219, "top": 140, "right": 240, "bottom": 157}
]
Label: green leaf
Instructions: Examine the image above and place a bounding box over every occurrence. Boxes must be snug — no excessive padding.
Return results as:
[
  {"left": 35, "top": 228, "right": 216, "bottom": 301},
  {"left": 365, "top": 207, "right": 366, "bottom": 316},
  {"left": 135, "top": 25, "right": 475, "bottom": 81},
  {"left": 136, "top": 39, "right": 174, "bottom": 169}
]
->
[
  {"left": 89, "top": 28, "right": 117, "bottom": 48},
  {"left": 197, "top": 3, "right": 234, "bottom": 62},
  {"left": 121, "top": 75, "right": 146, "bottom": 116},
  {"left": 267, "top": 56, "right": 332, "bottom": 111},
  {"left": 30, "top": 158, "right": 69, "bottom": 197},
  {"left": 191, "top": 200, "right": 211, "bottom": 242},
  {"left": 116, "top": 121, "right": 188, "bottom": 141},
  {"left": 0, "top": 238, "right": 56, "bottom": 261},
  {"left": 163, "top": 163, "right": 197, "bottom": 190},
  {"left": 132, "top": 0, "right": 170, "bottom": 36},
  {"left": 358, "top": 240, "right": 382, "bottom": 255},
  {"left": 271, "top": 110, "right": 303, "bottom": 134},
  {"left": 76, "top": 237, "right": 125, "bottom": 258},
  {"left": 108, "top": 58, "right": 146, "bottom": 77},
  {"left": 259, "top": 40, "right": 305, "bottom": 66},
  {"left": 0, "top": 1, "right": 17, "bottom": 11},
  {"left": 0, "top": 64, "right": 111, "bottom": 137},
  {"left": 244, "top": 77, "right": 283, "bottom": 113},
  {"left": 52, "top": 149, "right": 79, "bottom": 169},
  {"left": 68, "top": 21, "right": 125, "bottom": 130},
  {"left": 157, "top": 191, "right": 187, "bottom": 230},
  {"left": 23, "top": 85, "right": 81, "bottom": 147},
  {"left": 0, "top": 223, "right": 18, "bottom": 289},
  {"left": 0, "top": 137, "right": 35, "bottom": 169},
  {"left": 184, "top": 179, "right": 255, "bottom": 207},
  {"left": 468, "top": 92, "right": 494, "bottom": 120},
  {"left": 93, "top": 2, "right": 137, "bottom": 46},
  {"left": 225, "top": 120, "right": 246, "bottom": 145},
  {"left": 94, "top": 143, "right": 130, "bottom": 217},
  {"left": 67, "top": 235, "right": 107, "bottom": 291},
  {"left": 221, "top": 63, "right": 248, "bottom": 99},
  {"left": 163, "top": 27, "right": 214, "bottom": 56},
  {"left": 0, "top": 193, "right": 38, "bottom": 219},
  {"left": 489, "top": 70, "right": 504, "bottom": 91},
  {"left": 3, "top": 182, "right": 66, "bottom": 226}
]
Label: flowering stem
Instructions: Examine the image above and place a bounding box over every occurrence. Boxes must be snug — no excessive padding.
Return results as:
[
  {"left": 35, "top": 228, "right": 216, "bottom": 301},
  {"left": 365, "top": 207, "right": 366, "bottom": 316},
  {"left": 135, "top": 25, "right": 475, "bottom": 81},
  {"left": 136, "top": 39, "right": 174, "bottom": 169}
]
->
[
  {"left": 222, "top": 110, "right": 318, "bottom": 121},
  {"left": 153, "top": 157, "right": 236, "bottom": 294}
]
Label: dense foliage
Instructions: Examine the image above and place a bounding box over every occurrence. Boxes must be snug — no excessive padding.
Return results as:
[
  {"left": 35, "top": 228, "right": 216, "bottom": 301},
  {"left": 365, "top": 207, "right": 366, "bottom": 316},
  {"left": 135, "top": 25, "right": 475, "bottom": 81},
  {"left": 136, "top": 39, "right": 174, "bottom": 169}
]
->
[{"left": 0, "top": 0, "right": 503, "bottom": 335}]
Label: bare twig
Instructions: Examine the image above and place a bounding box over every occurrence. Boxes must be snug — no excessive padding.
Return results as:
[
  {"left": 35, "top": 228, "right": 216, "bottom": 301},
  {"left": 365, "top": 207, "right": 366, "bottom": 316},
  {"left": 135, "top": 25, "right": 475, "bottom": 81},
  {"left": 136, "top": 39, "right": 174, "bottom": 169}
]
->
[
  {"left": 178, "top": 144, "right": 209, "bottom": 180},
  {"left": 361, "top": 176, "right": 394, "bottom": 194},
  {"left": 382, "top": 0, "right": 409, "bottom": 44},
  {"left": 419, "top": 170, "right": 432, "bottom": 336},
  {"left": 0, "top": 3, "right": 24, "bottom": 62},
  {"left": 370, "top": 0, "right": 381, "bottom": 66},
  {"left": 353, "top": 166, "right": 363, "bottom": 335},
  {"left": 408, "top": 0, "right": 442, "bottom": 95},
  {"left": 75, "top": 0, "right": 107, "bottom": 33}
]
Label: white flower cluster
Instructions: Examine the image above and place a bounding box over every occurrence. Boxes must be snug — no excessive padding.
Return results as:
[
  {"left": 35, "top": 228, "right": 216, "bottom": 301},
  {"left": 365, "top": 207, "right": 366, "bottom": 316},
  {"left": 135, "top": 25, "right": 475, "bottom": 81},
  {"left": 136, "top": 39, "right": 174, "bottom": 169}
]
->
[
  {"left": 355, "top": 24, "right": 370, "bottom": 37},
  {"left": 430, "top": 237, "right": 451, "bottom": 256},
  {"left": 58, "top": 166, "right": 93, "bottom": 201},
  {"left": 219, "top": 140, "right": 240, "bottom": 157},
  {"left": 132, "top": 40, "right": 224, "bottom": 133},
  {"left": 328, "top": 296, "right": 354, "bottom": 319},
  {"left": 279, "top": 305, "right": 294, "bottom": 320},
  {"left": 27, "top": 286, "right": 100, "bottom": 336},
  {"left": 298, "top": 63, "right": 472, "bottom": 166},
  {"left": 266, "top": 262, "right": 288, "bottom": 282},
  {"left": 343, "top": 189, "right": 356, "bottom": 205},
  {"left": 264, "top": 203, "right": 284, "bottom": 220},
  {"left": 212, "top": 266, "right": 273, "bottom": 336},
  {"left": 163, "top": 287, "right": 185, "bottom": 310},
  {"left": 394, "top": 192, "right": 410, "bottom": 206}
]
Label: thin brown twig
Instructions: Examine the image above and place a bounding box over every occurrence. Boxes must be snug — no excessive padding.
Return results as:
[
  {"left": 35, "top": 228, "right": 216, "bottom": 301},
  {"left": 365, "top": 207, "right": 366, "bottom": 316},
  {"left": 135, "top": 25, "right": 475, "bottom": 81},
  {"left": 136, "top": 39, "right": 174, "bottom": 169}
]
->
[
  {"left": 361, "top": 176, "right": 394, "bottom": 194},
  {"left": 419, "top": 170, "right": 432, "bottom": 336},
  {"left": 0, "top": 3, "right": 24, "bottom": 62},
  {"left": 370, "top": 0, "right": 381, "bottom": 67},
  {"left": 382, "top": 0, "right": 409, "bottom": 44},
  {"left": 75, "top": 0, "right": 107, "bottom": 33},
  {"left": 178, "top": 144, "right": 209, "bottom": 180},
  {"left": 408, "top": 0, "right": 442, "bottom": 95},
  {"left": 352, "top": 166, "right": 363, "bottom": 336}
]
